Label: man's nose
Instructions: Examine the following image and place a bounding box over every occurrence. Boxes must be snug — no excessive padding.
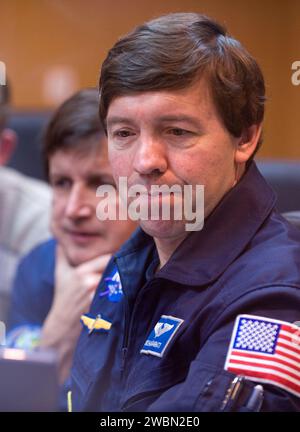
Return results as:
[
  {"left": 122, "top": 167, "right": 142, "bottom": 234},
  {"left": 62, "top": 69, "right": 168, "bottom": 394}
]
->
[
  {"left": 133, "top": 135, "right": 168, "bottom": 176},
  {"left": 65, "top": 184, "right": 93, "bottom": 219}
]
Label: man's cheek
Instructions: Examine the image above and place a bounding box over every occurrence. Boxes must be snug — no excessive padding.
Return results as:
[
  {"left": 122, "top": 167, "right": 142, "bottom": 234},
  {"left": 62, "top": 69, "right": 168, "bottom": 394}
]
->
[
  {"left": 110, "top": 153, "right": 129, "bottom": 177},
  {"left": 50, "top": 218, "right": 60, "bottom": 238},
  {"left": 50, "top": 204, "right": 63, "bottom": 238}
]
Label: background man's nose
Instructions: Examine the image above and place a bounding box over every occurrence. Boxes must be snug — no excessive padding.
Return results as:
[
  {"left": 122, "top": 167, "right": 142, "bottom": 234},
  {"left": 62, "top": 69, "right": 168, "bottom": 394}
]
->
[{"left": 65, "top": 185, "right": 93, "bottom": 219}]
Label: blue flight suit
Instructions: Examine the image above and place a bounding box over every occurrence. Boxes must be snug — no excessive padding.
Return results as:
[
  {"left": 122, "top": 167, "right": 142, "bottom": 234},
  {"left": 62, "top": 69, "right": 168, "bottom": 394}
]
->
[
  {"left": 8, "top": 238, "right": 56, "bottom": 330},
  {"left": 71, "top": 162, "right": 300, "bottom": 411}
]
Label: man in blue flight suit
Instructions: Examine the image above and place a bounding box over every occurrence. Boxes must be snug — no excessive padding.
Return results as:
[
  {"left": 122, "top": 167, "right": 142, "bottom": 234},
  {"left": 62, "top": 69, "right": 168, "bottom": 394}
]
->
[{"left": 70, "top": 13, "right": 300, "bottom": 411}]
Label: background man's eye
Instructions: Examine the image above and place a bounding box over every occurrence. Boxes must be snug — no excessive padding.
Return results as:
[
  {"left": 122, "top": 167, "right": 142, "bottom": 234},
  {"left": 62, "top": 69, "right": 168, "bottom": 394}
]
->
[
  {"left": 116, "top": 130, "right": 132, "bottom": 137},
  {"left": 52, "top": 178, "right": 72, "bottom": 189}
]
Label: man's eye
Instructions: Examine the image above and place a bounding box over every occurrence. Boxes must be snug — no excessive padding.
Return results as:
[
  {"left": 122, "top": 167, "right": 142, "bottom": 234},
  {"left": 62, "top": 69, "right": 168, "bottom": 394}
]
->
[
  {"left": 52, "top": 178, "right": 72, "bottom": 189},
  {"left": 168, "top": 128, "right": 190, "bottom": 136},
  {"left": 114, "top": 130, "right": 133, "bottom": 138}
]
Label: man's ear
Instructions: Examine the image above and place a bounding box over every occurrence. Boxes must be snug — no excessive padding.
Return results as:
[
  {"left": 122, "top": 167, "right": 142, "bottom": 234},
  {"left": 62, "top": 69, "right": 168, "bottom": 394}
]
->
[
  {"left": 234, "top": 123, "right": 262, "bottom": 164},
  {"left": 0, "top": 128, "right": 17, "bottom": 165}
]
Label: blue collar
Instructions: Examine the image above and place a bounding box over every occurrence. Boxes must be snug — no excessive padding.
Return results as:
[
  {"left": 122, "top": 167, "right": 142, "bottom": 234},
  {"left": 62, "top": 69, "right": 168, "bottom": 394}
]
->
[{"left": 40, "top": 238, "right": 56, "bottom": 286}]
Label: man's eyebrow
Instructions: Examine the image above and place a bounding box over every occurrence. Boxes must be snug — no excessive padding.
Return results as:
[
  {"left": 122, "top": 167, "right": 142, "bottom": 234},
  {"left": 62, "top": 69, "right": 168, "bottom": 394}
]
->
[
  {"left": 158, "top": 115, "right": 204, "bottom": 129},
  {"left": 106, "top": 116, "right": 134, "bottom": 127},
  {"left": 48, "top": 171, "right": 69, "bottom": 178},
  {"left": 107, "top": 115, "right": 204, "bottom": 129}
]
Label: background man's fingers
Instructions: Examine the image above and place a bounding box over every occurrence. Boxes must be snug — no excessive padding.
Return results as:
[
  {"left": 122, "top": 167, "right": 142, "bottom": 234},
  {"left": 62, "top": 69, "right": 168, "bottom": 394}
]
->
[
  {"left": 79, "top": 253, "right": 112, "bottom": 273},
  {"left": 55, "top": 244, "right": 71, "bottom": 274},
  {"left": 85, "top": 273, "right": 102, "bottom": 291},
  {"left": 89, "top": 292, "right": 96, "bottom": 303}
]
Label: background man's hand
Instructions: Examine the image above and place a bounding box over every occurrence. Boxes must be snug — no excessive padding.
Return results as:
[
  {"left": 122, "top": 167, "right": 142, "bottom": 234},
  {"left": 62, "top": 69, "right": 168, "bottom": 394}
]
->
[{"left": 40, "top": 245, "right": 111, "bottom": 382}]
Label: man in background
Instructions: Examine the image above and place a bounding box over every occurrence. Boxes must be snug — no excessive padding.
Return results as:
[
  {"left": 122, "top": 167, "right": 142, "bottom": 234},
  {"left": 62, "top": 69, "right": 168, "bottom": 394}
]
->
[
  {"left": 0, "top": 82, "right": 51, "bottom": 324},
  {"left": 8, "top": 89, "right": 136, "bottom": 386}
]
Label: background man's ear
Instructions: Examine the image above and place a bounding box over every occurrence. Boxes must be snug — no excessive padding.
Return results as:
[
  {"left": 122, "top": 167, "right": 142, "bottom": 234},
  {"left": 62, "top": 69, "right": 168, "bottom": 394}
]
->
[
  {"left": 0, "top": 128, "right": 17, "bottom": 165},
  {"left": 234, "top": 124, "right": 262, "bottom": 164}
]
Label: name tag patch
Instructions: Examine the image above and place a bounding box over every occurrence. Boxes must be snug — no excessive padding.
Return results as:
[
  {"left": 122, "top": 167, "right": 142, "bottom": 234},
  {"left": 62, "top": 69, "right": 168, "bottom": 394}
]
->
[{"left": 140, "top": 315, "right": 184, "bottom": 358}]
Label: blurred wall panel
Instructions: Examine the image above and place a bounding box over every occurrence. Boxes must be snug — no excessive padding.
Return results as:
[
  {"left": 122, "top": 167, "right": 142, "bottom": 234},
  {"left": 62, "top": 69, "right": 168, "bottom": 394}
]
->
[{"left": 0, "top": 0, "right": 299, "bottom": 159}]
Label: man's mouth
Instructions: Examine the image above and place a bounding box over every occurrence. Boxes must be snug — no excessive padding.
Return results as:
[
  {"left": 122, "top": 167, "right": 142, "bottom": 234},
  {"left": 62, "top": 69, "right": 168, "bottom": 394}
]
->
[{"left": 64, "top": 228, "right": 101, "bottom": 243}]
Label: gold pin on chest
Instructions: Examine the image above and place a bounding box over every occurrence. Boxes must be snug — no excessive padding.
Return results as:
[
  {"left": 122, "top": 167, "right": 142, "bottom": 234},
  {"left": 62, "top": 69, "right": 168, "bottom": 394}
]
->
[{"left": 89, "top": 314, "right": 102, "bottom": 335}]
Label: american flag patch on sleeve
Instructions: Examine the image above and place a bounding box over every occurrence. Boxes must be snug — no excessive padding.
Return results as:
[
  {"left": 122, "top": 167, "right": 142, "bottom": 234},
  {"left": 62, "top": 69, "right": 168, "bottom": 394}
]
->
[{"left": 224, "top": 314, "right": 300, "bottom": 397}]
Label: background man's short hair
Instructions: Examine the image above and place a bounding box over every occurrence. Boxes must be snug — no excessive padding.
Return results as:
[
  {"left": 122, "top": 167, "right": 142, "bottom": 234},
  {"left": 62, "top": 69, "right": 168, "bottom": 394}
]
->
[
  {"left": 0, "top": 82, "right": 10, "bottom": 132},
  {"left": 43, "top": 88, "right": 105, "bottom": 177},
  {"left": 99, "top": 13, "right": 266, "bottom": 155}
]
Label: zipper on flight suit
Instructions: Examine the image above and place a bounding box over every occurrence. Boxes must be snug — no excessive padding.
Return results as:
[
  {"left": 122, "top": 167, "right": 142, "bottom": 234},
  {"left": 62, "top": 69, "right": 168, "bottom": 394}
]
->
[
  {"left": 120, "top": 290, "right": 137, "bottom": 374},
  {"left": 121, "top": 347, "right": 128, "bottom": 371},
  {"left": 120, "top": 278, "right": 156, "bottom": 374}
]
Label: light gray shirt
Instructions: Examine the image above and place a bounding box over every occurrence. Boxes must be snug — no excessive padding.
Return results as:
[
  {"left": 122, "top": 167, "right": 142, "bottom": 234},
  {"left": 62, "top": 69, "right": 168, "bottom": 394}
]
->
[{"left": 0, "top": 167, "right": 52, "bottom": 325}]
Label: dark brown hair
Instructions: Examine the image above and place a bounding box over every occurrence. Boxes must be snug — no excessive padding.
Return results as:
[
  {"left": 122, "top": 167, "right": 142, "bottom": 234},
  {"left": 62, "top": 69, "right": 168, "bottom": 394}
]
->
[
  {"left": 43, "top": 88, "right": 105, "bottom": 177},
  {"left": 99, "top": 13, "right": 265, "bottom": 153}
]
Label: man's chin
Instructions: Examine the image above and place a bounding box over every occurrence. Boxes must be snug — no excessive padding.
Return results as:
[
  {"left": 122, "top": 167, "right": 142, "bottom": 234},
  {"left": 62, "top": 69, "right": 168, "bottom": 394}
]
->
[
  {"left": 139, "top": 219, "right": 187, "bottom": 240},
  {"left": 60, "top": 245, "right": 97, "bottom": 267},
  {"left": 63, "top": 251, "right": 86, "bottom": 267}
]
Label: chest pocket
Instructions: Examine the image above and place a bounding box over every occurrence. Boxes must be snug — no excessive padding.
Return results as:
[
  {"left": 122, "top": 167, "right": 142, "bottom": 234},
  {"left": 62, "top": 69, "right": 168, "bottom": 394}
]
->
[
  {"left": 71, "top": 303, "right": 123, "bottom": 411},
  {"left": 71, "top": 353, "right": 94, "bottom": 411},
  {"left": 121, "top": 359, "right": 190, "bottom": 411}
]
